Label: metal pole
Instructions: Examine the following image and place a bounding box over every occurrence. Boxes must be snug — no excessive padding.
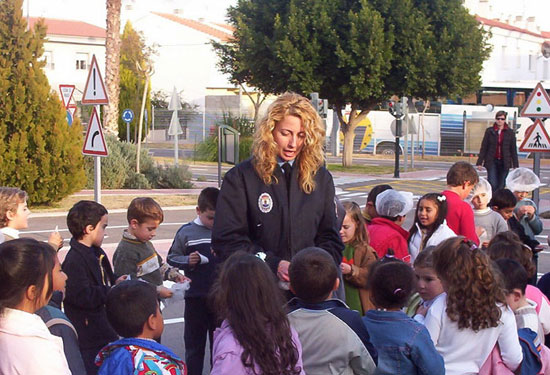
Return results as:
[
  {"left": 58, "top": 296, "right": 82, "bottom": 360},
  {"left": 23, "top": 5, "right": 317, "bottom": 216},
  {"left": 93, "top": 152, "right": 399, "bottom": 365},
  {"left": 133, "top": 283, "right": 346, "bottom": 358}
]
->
[
  {"left": 218, "top": 126, "right": 222, "bottom": 188},
  {"left": 411, "top": 116, "right": 415, "bottom": 168},
  {"left": 174, "top": 122, "right": 179, "bottom": 166},
  {"left": 533, "top": 152, "right": 540, "bottom": 208},
  {"left": 94, "top": 104, "right": 101, "bottom": 203},
  {"left": 126, "top": 122, "right": 130, "bottom": 142},
  {"left": 394, "top": 118, "right": 401, "bottom": 178},
  {"left": 404, "top": 117, "right": 408, "bottom": 172}
]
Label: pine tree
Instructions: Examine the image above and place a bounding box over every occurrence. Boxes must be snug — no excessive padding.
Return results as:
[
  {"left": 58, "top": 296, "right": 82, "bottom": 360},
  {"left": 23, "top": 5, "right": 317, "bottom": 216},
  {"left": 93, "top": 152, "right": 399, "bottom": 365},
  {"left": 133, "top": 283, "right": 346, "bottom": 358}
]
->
[
  {"left": 0, "top": 0, "right": 85, "bottom": 204},
  {"left": 118, "top": 21, "right": 151, "bottom": 142}
]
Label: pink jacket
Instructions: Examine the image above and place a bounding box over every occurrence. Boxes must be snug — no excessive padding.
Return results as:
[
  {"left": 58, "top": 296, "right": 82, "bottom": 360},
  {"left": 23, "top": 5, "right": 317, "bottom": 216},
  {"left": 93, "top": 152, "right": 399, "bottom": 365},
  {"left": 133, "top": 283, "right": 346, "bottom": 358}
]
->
[
  {"left": 211, "top": 320, "right": 306, "bottom": 375},
  {"left": 368, "top": 217, "right": 410, "bottom": 262}
]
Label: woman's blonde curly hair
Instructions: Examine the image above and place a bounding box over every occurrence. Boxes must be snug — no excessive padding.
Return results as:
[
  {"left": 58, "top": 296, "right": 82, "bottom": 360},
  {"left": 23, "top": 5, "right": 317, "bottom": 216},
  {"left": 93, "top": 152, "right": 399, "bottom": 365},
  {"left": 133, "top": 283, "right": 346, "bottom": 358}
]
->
[
  {"left": 433, "top": 236, "right": 505, "bottom": 331},
  {"left": 252, "top": 92, "right": 325, "bottom": 194}
]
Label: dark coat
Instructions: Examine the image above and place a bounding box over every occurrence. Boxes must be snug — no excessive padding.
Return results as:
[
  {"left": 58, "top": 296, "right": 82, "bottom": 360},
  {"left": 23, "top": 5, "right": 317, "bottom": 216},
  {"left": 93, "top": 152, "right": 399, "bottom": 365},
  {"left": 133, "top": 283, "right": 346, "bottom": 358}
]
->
[
  {"left": 62, "top": 238, "right": 118, "bottom": 350},
  {"left": 211, "top": 158, "right": 344, "bottom": 273},
  {"left": 476, "top": 125, "right": 519, "bottom": 170}
]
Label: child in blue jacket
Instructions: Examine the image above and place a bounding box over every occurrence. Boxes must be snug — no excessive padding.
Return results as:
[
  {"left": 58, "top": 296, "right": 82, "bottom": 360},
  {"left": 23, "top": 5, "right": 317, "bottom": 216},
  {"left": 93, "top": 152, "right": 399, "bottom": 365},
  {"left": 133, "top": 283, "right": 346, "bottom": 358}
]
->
[{"left": 96, "top": 280, "right": 186, "bottom": 375}]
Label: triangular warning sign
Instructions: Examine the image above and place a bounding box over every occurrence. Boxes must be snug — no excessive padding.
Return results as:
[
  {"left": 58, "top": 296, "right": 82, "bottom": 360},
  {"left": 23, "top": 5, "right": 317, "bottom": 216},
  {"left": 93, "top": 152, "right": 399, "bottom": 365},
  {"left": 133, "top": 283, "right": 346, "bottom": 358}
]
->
[
  {"left": 520, "top": 82, "right": 550, "bottom": 118},
  {"left": 519, "top": 119, "right": 550, "bottom": 152},
  {"left": 82, "top": 107, "right": 108, "bottom": 156},
  {"left": 82, "top": 55, "right": 109, "bottom": 105},
  {"left": 59, "top": 84, "right": 75, "bottom": 109},
  {"left": 67, "top": 105, "right": 77, "bottom": 118}
]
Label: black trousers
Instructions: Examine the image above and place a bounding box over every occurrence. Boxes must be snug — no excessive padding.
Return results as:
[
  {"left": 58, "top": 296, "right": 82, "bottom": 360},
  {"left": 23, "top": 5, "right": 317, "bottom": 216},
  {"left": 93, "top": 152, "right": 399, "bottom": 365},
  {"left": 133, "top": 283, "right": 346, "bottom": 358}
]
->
[
  {"left": 184, "top": 297, "right": 217, "bottom": 375},
  {"left": 81, "top": 345, "right": 103, "bottom": 375}
]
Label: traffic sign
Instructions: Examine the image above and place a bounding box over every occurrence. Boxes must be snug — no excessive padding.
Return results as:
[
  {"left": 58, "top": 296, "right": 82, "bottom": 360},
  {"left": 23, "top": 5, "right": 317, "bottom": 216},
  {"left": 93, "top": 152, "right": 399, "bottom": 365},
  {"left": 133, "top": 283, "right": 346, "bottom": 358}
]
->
[
  {"left": 82, "top": 107, "right": 108, "bottom": 156},
  {"left": 66, "top": 110, "right": 73, "bottom": 126},
  {"left": 519, "top": 119, "right": 550, "bottom": 152},
  {"left": 59, "top": 84, "right": 75, "bottom": 109},
  {"left": 67, "top": 105, "right": 77, "bottom": 118},
  {"left": 520, "top": 82, "right": 550, "bottom": 118},
  {"left": 168, "top": 111, "right": 183, "bottom": 136},
  {"left": 168, "top": 86, "right": 182, "bottom": 111},
  {"left": 122, "top": 109, "right": 134, "bottom": 123},
  {"left": 82, "top": 55, "right": 109, "bottom": 105}
]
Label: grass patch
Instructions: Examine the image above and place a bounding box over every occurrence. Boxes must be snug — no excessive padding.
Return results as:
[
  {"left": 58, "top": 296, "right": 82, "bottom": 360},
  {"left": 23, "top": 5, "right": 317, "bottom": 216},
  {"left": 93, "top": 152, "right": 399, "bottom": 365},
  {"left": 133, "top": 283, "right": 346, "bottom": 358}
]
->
[{"left": 31, "top": 194, "right": 198, "bottom": 213}]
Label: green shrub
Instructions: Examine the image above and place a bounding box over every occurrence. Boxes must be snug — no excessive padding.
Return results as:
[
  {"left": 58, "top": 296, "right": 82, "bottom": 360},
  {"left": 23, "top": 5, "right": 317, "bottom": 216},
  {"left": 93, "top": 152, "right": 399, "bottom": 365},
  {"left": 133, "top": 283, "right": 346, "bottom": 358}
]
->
[
  {"left": 196, "top": 135, "right": 218, "bottom": 162},
  {"left": 155, "top": 165, "right": 193, "bottom": 188},
  {"left": 84, "top": 135, "right": 192, "bottom": 189}
]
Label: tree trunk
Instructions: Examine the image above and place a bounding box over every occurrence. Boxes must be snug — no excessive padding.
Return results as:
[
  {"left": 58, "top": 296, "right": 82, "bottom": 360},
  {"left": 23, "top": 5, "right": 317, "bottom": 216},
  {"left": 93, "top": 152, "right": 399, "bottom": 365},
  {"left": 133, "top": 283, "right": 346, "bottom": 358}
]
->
[
  {"left": 104, "top": 0, "right": 121, "bottom": 135},
  {"left": 342, "top": 129, "right": 356, "bottom": 167}
]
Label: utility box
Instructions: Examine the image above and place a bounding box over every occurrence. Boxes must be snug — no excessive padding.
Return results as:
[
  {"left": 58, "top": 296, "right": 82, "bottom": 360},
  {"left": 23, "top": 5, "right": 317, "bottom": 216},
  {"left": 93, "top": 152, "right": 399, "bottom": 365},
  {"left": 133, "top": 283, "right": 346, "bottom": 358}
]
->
[{"left": 219, "top": 125, "right": 240, "bottom": 165}]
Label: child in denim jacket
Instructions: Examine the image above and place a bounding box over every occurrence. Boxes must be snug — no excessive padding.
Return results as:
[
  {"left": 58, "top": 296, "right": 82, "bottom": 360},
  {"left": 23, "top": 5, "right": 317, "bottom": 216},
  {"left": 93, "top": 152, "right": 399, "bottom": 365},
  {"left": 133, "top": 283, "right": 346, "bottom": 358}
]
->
[{"left": 363, "top": 258, "right": 444, "bottom": 375}]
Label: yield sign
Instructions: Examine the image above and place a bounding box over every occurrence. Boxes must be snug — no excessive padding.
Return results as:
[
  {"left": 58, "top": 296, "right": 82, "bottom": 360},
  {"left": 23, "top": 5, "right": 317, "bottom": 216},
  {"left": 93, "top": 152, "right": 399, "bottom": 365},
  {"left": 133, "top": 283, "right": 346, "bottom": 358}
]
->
[
  {"left": 67, "top": 105, "right": 77, "bottom": 118},
  {"left": 520, "top": 82, "right": 550, "bottom": 118},
  {"left": 59, "top": 84, "right": 75, "bottom": 108},
  {"left": 82, "top": 107, "right": 108, "bottom": 156},
  {"left": 82, "top": 55, "right": 109, "bottom": 105},
  {"left": 519, "top": 119, "right": 550, "bottom": 152}
]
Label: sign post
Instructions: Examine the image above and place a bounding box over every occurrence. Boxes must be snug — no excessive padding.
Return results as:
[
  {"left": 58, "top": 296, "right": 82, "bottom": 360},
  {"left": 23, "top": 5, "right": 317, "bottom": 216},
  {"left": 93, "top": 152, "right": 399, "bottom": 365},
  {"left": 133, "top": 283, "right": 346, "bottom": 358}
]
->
[
  {"left": 81, "top": 54, "right": 109, "bottom": 203},
  {"left": 122, "top": 109, "right": 134, "bottom": 143},
  {"left": 519, "top": 83, "right": 550, "bottom": 207},
  {"left": 168, "top": 87, "right": 183, "bottom": 165}
]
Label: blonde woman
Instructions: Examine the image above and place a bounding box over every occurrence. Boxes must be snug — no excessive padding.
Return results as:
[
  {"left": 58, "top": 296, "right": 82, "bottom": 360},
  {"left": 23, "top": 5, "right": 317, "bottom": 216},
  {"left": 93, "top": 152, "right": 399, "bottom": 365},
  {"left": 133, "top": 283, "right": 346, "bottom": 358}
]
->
[{"left": 212, "top": 92, "right": 343, "bottom": 286}]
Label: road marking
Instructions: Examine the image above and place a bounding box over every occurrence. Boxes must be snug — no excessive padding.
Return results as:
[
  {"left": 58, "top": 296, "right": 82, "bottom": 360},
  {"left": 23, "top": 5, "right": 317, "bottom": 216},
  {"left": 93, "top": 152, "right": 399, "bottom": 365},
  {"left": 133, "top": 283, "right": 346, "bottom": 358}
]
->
[
  {"left": 21, "top": 222, "right": 189, "bottom": 235},
  {"left": 164, "top": 318, "right": 185, "bottom": 325},
  {"left": 340, "top": 192, "right": 366, "bottom": 197}
]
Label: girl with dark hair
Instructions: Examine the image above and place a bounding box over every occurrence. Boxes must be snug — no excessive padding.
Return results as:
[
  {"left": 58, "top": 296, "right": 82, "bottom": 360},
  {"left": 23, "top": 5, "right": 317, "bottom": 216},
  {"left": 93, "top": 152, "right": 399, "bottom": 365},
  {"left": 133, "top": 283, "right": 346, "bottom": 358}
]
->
[
  {"left": 408, "top": 193, "right": 455, "bottom": 262},
  {"left": 363, "top": 259, "right": 444, "bottom": 374},
  {"left": 424, "top": 237, "right": 523, "bottom": 375},
  {"left": 339, "top": 201, "right": 378, "bottom": 314},
  {"left": 210, "top": 252, "right": 305, "bottom": 375},
  {"left": 0, "top": 238, "right": 71, "bottom": 374}
]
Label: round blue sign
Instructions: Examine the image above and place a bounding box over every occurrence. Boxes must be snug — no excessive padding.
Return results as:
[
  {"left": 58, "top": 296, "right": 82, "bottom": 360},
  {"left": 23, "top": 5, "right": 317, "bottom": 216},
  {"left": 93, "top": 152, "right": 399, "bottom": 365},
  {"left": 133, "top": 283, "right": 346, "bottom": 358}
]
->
[
  {"left": 66, "top": 110, "right": 73, "bottom": 126},
  {"left": 122, "top": 109, "right": 134, "bottom": 123}
]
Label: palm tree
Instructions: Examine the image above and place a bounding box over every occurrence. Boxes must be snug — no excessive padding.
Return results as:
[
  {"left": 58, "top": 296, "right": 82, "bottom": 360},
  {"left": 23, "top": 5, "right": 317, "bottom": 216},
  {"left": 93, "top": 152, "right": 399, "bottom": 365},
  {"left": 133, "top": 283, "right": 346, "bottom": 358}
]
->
[{"left": 104, "top": 0, "right": 121, "bottom": 135}]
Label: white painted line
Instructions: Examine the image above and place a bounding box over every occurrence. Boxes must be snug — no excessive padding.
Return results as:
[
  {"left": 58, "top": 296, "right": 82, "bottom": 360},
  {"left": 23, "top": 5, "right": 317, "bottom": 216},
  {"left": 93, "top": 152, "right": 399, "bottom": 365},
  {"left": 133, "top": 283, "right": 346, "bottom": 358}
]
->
[
  {"left": 29, "top": 206, "right": 196, "bottom": 218},
  {"left": 164, "top": 318, "right": 185, "bottom": 325},
  {"left": 21, "top": 222, "right": 188, "bottom": 235},
  {"left": 335, "top": 191, "right": 347, "bottom": 196},
  {"left": 343, "top": 192, "right": 366, "bottom": 197}
]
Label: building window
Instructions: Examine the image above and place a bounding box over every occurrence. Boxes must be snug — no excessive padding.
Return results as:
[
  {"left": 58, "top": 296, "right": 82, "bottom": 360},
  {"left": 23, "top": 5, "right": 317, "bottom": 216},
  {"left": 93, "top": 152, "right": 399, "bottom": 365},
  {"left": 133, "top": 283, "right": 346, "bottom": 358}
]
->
[
  {"left": 43, "top": 51, "right": 54, "bottom": 69},
  {"left": 76, "top": 53, "right": 88, "bottom": 70},
  {"left": 501, "top": 45, "right": 507, "bottom": 69},
  {"left": 516, "top": 47, "right": 521, "bottom": 69},
  {"left": 529, "top": 54, "right": 537, "bottom": 72}
]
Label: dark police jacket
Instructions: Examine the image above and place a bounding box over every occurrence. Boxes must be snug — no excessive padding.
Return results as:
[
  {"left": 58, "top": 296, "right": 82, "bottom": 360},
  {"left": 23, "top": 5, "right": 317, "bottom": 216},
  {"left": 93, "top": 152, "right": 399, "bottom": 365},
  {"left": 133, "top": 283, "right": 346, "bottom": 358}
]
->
[
  {"left": 212, "top": 158, "right": 344, "bottom": 273},
  {"left": 476, "top": 125, "right": 519, "bottom": 170}
]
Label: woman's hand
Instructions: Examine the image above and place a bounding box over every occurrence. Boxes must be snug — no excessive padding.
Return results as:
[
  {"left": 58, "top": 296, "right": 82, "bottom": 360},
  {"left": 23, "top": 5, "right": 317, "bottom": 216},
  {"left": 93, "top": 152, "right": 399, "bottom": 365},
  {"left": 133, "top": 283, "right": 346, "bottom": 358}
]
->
[{"left": 340, "top": 262, "right": 352, "bottom": 275}]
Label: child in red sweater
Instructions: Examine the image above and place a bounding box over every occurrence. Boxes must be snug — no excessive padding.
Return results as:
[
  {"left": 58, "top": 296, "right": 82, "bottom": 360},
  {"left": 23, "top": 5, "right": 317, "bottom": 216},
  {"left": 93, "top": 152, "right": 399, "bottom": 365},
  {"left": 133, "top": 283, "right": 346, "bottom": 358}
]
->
[
  {"left": 441, "top": 162, "right": 479, "bottom": 245},
  {"left": 368, "top": 189, "right": 413, "bottom": 262}
]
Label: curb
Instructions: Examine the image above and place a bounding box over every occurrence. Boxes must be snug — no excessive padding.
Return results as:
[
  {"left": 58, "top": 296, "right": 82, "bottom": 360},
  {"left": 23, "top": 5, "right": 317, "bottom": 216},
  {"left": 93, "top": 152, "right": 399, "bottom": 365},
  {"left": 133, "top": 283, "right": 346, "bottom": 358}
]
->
[{"left": 30, "top": 205, "right": 196, "bottom": 218}]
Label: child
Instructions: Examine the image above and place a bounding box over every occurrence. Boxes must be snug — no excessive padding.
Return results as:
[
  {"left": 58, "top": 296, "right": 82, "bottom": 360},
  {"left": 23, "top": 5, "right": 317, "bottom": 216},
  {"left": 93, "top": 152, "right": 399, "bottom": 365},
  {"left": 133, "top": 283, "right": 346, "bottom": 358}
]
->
[
  {"left": 495, "top": 259, "right": 545, "bottom": 345},
  {"left": 406, "top": 247, "right": 445, "bottom": 324},
  {"left": 0, "top": 238, "right": 71, "bottom": 374},
  {"left": 62, "top": 200, "right": 126, "bottom": 375},
  {"left": 287, "top": 247, "right": 376, "bottom": 374},
  {"left": 113, "top": 197, "right": 186, "bottom": 299},
  {"left": 36, "top": 255, "right": 87, "bottom": 375},
  {"left": 486, "top": 232, "right": 550, "bottom": 339},
  {"left": 362, "top": 184, "right": 393, "bottom": 224},
  {"left": 363, "top": 259, "right": 444, "bottom": 375},
  {"left": 210, "top": 251, "right": 305, "bottom": 375},
  {"left": 441, "top": 161, "right": 479, "bottom": 245},
  {"left": 506, "top": 167, "right": 543, "bottom": 242},
  {"left": 368, "top": 189, "right": 413, "bottom": 261},
  {"left": 339, "top": 201, "right": 378, "bottom": 314},
  {"left": 424, "top": 237, "right": 523, "bottom": 375},
  {"left": 470, "top": 178, "right": 508, "bottom": 248},
  {"left": 167, "top": 187, "right": 219, "bottom": 375},
  {"left": 96, "top": 280, "right": 186, "bottom": 374},
  {"left": 408, "top": 193, "right": 455, "bottom": 261},
  {"left": 0, "top": 186, "right": 62, "bottom": 249}
]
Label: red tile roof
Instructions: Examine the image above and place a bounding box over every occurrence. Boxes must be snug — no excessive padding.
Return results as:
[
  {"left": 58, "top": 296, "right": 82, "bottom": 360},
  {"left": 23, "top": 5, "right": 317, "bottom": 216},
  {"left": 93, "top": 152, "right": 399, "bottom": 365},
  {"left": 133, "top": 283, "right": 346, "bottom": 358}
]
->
[
  {"left": 542, "top": 31, "right": 550, "bottom": 40},
  {"left": 28, "top": 17, "right": 106, "bottom": 38},
  {"left": 476, "top": 15, "right": 544, "bottom": 39},
  {"left": 152, "top": 12, "right": 233, "bottom": 42},
  {"left": 214, "top": 23, "right": 235, "bottom": 33}
]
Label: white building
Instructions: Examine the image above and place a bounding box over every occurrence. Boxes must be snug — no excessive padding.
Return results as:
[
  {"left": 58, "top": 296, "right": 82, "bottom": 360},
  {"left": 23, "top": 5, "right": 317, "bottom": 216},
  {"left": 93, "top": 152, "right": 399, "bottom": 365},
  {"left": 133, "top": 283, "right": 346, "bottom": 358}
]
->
[{"left": 29, "top": 17, "right": 106, "bottom": 103}]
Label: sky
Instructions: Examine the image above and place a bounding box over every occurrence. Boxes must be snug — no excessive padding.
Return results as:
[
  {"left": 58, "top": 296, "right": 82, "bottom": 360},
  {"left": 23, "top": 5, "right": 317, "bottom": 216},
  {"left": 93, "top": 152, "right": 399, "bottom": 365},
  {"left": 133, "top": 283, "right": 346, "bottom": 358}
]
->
[{"left": 22, "top": 0, "right": 238, "bottom": 27}]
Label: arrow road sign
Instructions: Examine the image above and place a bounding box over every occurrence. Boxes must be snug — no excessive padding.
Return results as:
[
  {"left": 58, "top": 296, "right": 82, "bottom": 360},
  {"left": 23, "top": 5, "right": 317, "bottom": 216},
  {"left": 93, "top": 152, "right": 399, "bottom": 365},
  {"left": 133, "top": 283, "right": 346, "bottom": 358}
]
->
[
  {"left": 82, "top": 55, "right": 109, "bottom": 105},
  {"left": 82, "top": 107, "right": 108, "bottom": 156},
  {"left": 122, "top": 109, "right": 134, "bottom": 123},
  {"left": 168, "top": 86, "right": 182, "bottom": 111}
]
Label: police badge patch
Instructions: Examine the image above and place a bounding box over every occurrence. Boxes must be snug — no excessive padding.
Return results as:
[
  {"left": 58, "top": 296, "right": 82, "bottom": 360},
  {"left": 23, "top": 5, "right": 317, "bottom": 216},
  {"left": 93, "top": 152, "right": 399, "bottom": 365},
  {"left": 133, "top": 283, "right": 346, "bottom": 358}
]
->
[{"left": 258, "top": 192, "right": 273, "bottom": 213}]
